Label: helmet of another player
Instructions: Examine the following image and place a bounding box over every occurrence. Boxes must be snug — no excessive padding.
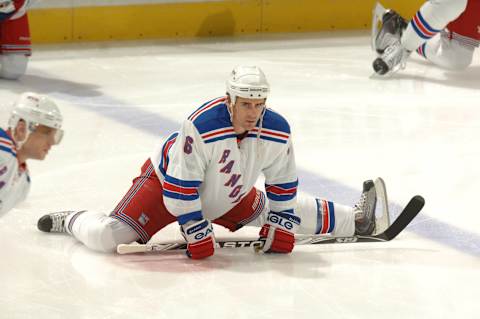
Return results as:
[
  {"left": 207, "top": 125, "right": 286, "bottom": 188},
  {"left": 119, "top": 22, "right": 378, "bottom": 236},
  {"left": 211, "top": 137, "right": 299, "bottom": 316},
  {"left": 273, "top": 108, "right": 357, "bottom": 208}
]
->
[
  {"left": 8, "top": 92, "right": 64, "bottom": 146},
  {"left": 226, "top": 65, "right": 270, "bottom": 106}
]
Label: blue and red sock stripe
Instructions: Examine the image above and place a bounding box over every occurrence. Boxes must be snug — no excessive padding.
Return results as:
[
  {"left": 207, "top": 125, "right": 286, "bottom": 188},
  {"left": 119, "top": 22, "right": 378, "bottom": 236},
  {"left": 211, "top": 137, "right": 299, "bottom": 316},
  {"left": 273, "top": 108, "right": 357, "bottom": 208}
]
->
[
  {"left": 411, "top": 11, "right": 441, "bottom": 40},
  {"left": 265, "top": 180, "right": 298, "bottom": 202},
  {"left": 416, "top": 43, "right": 427, "bottom": 58},
  {"left": 66, "top": 210, "right": 86, "bottom": 235},
  {"left": 315, "top": 199, "right": 335, "bottom": 234},
  {"left": 163, "top": 175, "right": 201, "bottom": 201}
]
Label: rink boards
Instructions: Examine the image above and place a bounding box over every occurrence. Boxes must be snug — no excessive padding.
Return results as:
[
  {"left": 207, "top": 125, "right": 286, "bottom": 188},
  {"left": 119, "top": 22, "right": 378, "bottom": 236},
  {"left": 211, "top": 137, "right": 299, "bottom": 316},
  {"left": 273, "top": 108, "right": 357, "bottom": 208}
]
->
[{"left": 28, "top": 0, "right": 424, "bottom": 43}]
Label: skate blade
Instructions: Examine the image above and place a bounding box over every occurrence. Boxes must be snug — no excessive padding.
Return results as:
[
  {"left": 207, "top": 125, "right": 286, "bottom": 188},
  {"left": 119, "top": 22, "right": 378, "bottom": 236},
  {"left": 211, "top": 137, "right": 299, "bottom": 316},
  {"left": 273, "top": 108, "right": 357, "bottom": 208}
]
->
[
  {"left": 373, "top": 177, "right": 391, "bottom": 235},
  {"left": 371, "top": 2, "right": 388, "bottom": 52}
]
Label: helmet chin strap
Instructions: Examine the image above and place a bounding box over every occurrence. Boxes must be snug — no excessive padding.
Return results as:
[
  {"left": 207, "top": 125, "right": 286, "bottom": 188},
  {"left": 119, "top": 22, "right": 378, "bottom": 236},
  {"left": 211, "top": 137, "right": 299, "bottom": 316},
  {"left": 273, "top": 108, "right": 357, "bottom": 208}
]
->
[
  {"left": 227, "top": 95, "right": 266, "bottom": 158},
  {"left": 226, "top": 95, "right": 235, "bottom": 127}
]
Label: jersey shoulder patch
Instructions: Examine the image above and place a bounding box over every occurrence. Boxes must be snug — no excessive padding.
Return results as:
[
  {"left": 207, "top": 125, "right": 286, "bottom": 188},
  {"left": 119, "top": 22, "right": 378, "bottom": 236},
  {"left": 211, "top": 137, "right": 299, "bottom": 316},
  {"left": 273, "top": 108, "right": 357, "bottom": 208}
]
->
[
  {"left": 246, "top": 109, "right": 291, "bottom": 144},
  {"left": 262, "top": 108, "right": 291, "bottom": 134}
]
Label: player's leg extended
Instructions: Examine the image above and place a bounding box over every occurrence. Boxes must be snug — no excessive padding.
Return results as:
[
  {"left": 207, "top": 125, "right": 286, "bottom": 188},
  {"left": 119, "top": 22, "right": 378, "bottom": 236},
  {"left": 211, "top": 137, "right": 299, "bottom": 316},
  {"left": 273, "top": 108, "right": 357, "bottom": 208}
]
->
[
  {"left": 38, "top": 159, "right": 177, "bottom": 253},
  {"left": 294, "top": 180, "right": 378, "bottom": 237},
  {"left": 247, "top": 179, "right": 385, "bottom": 237},
  {"left": 37, "top": 210, "right": 140, "bottom": 253},
  {"left": 246, "top": 193, "right": 356, "bottom": 236}
]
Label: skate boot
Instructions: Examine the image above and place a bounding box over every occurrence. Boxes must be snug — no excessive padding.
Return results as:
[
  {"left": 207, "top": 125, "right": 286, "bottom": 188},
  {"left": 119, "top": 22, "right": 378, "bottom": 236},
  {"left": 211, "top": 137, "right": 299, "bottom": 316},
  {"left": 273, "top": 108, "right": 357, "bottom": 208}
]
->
[
  {"left": 354, "top": 180, "right": 377, "bottom": 236},
  {"left": 372, "top": 41, "right": 411, "bottom": 75},
  {"left": 374, "top": 10, "right": 408, "bottom": 55},
  {"left": 37, "top": 211, "right": 78, "bottom": 233}
]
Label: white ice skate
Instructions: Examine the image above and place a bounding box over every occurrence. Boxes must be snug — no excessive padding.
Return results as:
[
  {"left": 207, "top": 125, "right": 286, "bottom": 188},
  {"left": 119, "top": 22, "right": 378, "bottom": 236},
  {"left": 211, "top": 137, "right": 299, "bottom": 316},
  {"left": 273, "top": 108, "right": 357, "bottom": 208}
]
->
[
  {"left": 371, "top": 2, "right": 410, "bottom": 75},
  {"left": 354, "top": 178, "right": 390, "bottom": 235},
  {"left": 37, "top": 211, "right": 80, "bottom": 233}
]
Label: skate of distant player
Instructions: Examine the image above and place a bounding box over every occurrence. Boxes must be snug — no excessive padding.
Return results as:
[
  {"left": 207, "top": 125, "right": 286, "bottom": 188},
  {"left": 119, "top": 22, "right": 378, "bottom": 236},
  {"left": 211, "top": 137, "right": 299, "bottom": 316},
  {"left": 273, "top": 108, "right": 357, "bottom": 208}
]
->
[
  {"left": 0, "top": 92, "right": 63, "bottom": 216},
  {"left": 37, "top": 65, "right": 379, "bottom": 259},
  {"left": 372, "top": 0, "right": 479, "bottom": 75}
]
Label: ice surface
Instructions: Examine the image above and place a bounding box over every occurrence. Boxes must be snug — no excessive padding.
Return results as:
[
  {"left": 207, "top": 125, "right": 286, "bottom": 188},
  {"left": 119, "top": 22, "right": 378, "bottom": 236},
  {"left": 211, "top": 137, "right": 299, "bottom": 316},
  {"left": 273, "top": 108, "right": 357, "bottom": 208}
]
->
[{"left": 0, "top": 31, "right": 479, "bottom": 318}]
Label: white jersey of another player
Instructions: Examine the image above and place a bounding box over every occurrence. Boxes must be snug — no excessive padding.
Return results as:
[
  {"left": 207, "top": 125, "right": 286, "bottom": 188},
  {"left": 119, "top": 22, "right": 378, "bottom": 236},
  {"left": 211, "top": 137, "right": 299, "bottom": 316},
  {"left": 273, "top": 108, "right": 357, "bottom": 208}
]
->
[
  {"left": 0, "top": 127, "right": 30, "bottom": 215},
  {"left": 0, "top": 92, "right": 63, "bottom": 216},
  {"left": 151, "top": 96, "right": 298, "bottom": 222}
]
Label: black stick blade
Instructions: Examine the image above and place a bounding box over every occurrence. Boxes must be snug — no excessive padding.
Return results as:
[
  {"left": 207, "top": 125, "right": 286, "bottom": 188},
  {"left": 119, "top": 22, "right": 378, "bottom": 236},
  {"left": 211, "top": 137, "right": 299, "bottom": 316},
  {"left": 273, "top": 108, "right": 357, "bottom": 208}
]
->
[{"left": 382, "top": 195, "right": 425, "bottom": 240}]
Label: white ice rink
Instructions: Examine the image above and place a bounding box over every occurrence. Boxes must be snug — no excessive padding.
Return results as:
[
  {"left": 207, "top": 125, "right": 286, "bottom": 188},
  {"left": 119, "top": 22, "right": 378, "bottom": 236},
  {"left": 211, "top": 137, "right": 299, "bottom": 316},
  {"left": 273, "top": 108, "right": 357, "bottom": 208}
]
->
[{"left": 1, "top": 32, "right": 479, "bottom": 318}]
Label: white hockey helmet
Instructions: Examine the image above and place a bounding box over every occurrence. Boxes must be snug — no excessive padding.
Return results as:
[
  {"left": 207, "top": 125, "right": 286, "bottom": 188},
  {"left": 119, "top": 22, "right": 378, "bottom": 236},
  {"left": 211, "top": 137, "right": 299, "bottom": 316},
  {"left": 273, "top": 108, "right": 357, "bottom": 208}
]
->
[
  {"left": 226, "top": 65, "right": 270, "bottom": 105},
  {"left": 8, "top": 92, "right": 64, "bottom": 145}
]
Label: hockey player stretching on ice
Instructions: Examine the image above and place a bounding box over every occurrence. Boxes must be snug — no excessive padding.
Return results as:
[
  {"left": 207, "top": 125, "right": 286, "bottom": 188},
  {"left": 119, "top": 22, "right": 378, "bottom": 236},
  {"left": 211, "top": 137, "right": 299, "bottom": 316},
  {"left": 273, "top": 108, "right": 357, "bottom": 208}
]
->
[
  {"left": 372, "top": 0, "right": 479, "bottom": 75},
  {"left": 38, "top": 66, "right": 378, "bottom": 259},
  {"left": 0, "top": 92, "right": 63, "bottom": 216},
  {"left": 0, "top": 0, "right": 33, "bottom": 79}
]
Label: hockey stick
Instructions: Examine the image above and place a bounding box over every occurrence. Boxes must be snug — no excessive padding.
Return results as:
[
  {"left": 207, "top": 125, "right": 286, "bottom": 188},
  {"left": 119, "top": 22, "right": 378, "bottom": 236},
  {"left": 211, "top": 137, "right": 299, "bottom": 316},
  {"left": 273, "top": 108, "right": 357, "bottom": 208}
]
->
[{"left": 117, "top": 195, "right": 424, "bottom": 254}]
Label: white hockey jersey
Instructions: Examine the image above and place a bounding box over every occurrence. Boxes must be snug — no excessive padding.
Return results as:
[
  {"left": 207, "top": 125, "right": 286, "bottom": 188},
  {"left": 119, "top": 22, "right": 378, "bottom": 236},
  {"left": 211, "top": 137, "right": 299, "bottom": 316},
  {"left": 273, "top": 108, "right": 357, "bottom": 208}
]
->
[
  {"left": 151, "top": 96, "right": 298, "bottom": 223},
  {"left": 0, "top": 128, "right": 30, "bottom": 216}
]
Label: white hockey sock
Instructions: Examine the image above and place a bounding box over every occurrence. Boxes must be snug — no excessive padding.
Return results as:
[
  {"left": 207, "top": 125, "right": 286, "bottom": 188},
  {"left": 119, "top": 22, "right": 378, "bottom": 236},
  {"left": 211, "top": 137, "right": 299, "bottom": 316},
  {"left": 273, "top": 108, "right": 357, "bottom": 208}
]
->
[
  {"left": 295, "top": 194, "right": 355, "bottom": 237},
  {"left": 66, "top": 210, "right": 138, "bottom": 253},
  {"left": 401, "top": 0, "right": 468, "bottom": 52}
]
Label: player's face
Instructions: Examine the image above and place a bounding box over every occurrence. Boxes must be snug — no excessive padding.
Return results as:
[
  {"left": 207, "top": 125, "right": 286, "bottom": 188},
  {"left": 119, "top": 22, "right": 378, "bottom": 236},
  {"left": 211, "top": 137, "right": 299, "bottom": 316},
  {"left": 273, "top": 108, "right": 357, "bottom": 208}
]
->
[
  {"left": 231, "top": 97, "right": 266, "bottom": 133},
  {"left": 21, "top": 125, "right": 59, "bottom": 160}
]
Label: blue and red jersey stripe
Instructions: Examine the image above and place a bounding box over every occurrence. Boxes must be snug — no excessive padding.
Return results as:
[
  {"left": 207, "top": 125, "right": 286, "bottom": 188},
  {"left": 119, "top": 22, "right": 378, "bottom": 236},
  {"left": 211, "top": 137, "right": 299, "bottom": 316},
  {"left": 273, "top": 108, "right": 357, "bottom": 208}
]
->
[
  {"left": 158, "top": 133, "right": 178, "bottom": 177},
  {"left": 247, "top": 128, "right": 290, "bottom": 144},
  {"left": 265, "top": 180, "right": 298, "bottom": 202},
  {"left": 0, "top": 129, "right": 16, "bottom": 157},
  {"left": 162, "top": 175, "right": 202, "bottom": 201},
  {"left": 201, "top": 127, "right": 236, "bottom": 144}
]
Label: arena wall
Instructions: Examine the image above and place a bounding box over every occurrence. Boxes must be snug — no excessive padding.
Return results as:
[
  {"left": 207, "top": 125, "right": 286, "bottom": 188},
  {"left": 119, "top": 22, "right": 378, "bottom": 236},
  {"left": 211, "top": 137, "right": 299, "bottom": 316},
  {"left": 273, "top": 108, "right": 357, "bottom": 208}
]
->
[{"left": 28, "top": 0, "right": 425, "bottom": 43}]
